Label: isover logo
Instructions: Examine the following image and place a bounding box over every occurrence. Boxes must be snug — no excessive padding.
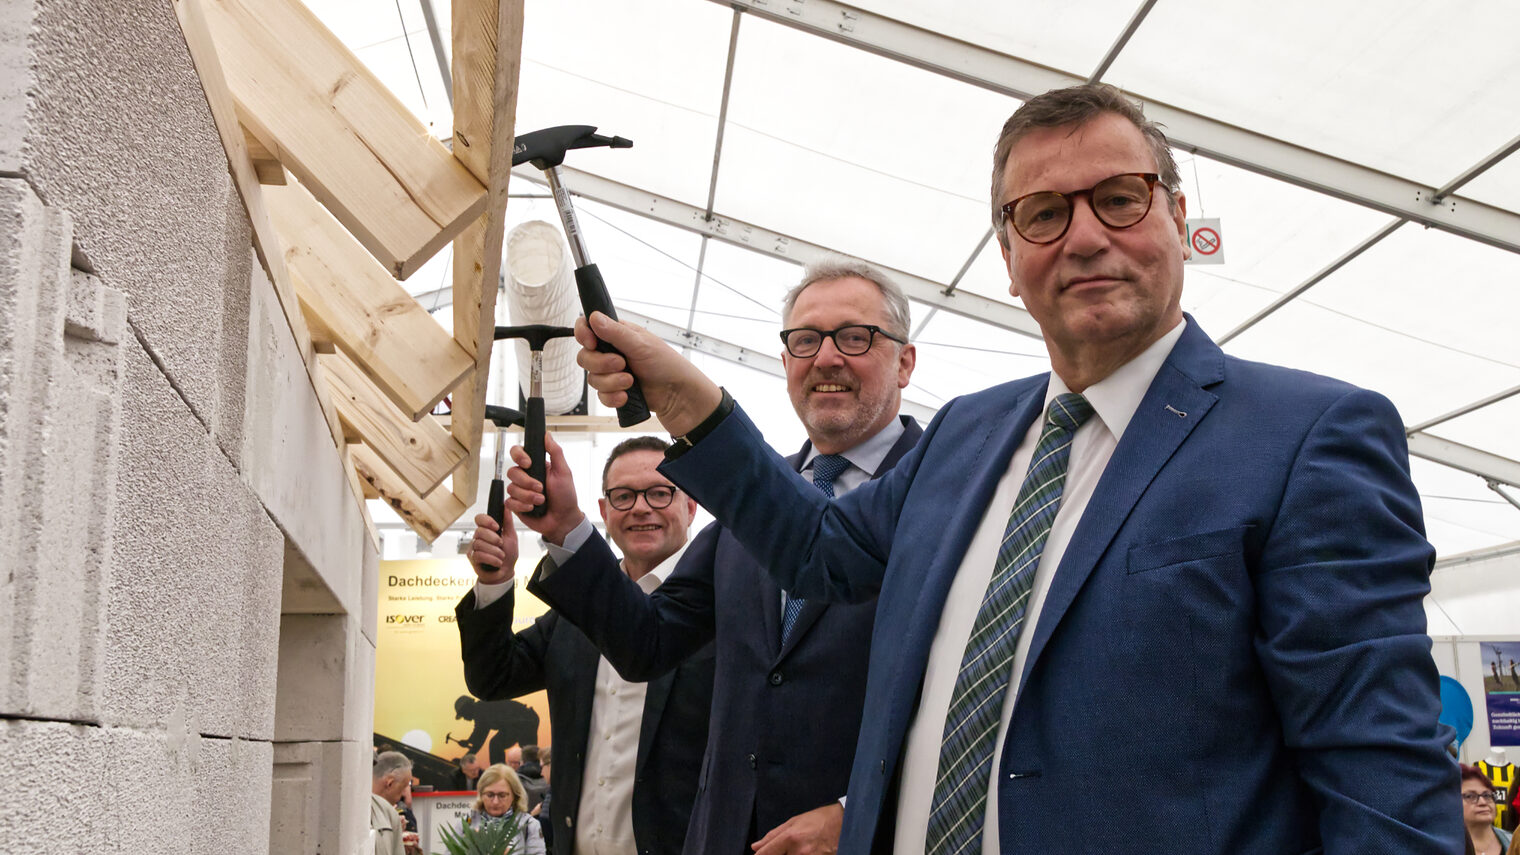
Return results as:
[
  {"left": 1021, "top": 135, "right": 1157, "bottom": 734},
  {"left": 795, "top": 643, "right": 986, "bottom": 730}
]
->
[{"left": 386, "top": 614, "right": 425, "bottom": 625}]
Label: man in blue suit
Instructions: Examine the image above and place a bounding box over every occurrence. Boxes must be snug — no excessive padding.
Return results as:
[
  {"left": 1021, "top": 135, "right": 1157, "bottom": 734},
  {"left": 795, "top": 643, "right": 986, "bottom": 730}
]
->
[
  {"left": 569, "top": 83, "right": 1462, "bottom": 854},
  {"left": 498, "top": 261, "right": 922, "bottom": 855}
]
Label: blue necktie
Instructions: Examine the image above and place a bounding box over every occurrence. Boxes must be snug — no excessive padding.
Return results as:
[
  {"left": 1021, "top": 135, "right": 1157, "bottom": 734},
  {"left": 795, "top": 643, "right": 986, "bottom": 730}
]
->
[
  {"left": 781, "top": 453, "right": 850, "bottom": 644},
  {"left": 926, "top": 393, "right": 1095, "bottom": 855}
]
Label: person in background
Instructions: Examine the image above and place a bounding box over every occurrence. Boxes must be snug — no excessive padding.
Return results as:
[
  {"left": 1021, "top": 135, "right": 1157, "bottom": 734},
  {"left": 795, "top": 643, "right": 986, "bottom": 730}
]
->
[
  {"left": 449, "top": 752, "right": 483, "bottom": 792},
  {"left": 370, "top": 751, "right": 412, "bottom": 855},
  {"left": 1465, "top": 764, "right": 1513, "bottom": 855},
  {"left": 467, "top": 763, "right": 546, "bottom": 855},
  {"left": 517, "top": 745, "right": 549, "bottom": 813}
]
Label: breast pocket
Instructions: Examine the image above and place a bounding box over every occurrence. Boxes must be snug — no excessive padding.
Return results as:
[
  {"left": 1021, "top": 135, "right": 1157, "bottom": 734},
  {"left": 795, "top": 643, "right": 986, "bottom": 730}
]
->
[{"left": 1127, "top": 525, "right": 1252, "bottom": 575}]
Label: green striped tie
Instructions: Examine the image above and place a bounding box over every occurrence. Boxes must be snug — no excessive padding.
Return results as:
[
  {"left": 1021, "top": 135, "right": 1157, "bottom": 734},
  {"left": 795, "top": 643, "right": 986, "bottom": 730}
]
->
[{"left": 925, "top": 392, "right": 1094, "bottom": 855}]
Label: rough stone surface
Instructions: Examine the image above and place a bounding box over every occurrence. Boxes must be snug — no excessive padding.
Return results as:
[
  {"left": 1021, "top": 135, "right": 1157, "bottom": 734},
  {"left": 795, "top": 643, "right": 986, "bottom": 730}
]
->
[
  {"left": 0, "top": 0, "right": 30, "bottom": 174},
  {"left": 0, "top": 719, "right": 111, "bottom": 852},
  {"left": 24, "top": 0, "right": 251, "bottom": 447}
]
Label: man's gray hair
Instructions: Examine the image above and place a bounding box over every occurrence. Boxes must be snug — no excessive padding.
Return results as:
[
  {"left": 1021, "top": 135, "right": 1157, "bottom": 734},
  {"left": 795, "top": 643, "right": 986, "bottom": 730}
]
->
[
  {"left": 990, "top": 83, "right": 1182, "bottom": 249},
  {"left": 781, "top": 257, "right": 911, "bottom": 340},
  {"left": 373, "top": 751, "right": 413, "bottom": 781}
]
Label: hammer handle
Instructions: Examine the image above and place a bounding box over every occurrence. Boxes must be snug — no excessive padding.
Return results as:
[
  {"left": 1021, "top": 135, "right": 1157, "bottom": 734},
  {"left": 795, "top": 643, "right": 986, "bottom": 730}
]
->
[
  {"left": 574, "top": 263, "right": 651, "bottom": 427},
  {"left": 523, "top": 397, "right": 547, "bottom": 518},
  {"left": 481, "top": 476, "right": 506, "bottom": 574}
]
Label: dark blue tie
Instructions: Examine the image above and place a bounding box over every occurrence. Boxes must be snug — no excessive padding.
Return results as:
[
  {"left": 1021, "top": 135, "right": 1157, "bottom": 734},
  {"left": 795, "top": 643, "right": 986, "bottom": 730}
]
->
[{"left": 781, "top": 453, "right": 850, "bottom": 644}]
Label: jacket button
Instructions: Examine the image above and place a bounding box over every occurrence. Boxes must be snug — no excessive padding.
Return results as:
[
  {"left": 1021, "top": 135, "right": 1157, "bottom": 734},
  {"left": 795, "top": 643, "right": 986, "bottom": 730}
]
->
[
  {"left": 747, "top": 753, "right": 757, "bottom": 768},
  {"left": 769, "top": 671, "right": 783, "bottom": 686}
]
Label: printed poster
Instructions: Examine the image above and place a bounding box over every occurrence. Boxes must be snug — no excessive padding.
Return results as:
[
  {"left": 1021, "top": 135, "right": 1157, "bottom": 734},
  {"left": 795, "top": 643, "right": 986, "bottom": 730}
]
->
[{"left": 1483, "top": 641, "right": 1520, "bottom": 746}]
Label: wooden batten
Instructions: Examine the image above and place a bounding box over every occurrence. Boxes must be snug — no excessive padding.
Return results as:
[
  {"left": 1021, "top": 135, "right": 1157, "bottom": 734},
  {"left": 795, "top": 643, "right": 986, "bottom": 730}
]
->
[
  {"left": 266, "top": 177, "right": 474, "bottom": 421},
  {"left": 170, "top": 0, "right": 348, "bottom": 467},
  {"left": 202, "top": 0, "right": 487, "bottom": 279},
  {"left": 323, "top": 351, "right": 467, "bottom": 497},
  {"left": 448, "top": 0, "right": 525, "bottom": 504},
  {"left": 242, "top": 125, "right": 286, "bottom": 185},
  {"left": 350, "top": 444, "right": 466, "bottom": 542}
]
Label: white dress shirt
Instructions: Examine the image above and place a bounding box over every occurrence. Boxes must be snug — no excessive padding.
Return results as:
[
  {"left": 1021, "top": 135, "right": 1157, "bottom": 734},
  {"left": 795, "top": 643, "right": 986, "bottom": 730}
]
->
[
  {"left": 893, "top": 321, "right": 1186, "bottom": 854},
  {"left": 474, "top": 541, "right": 690, "bottom": 855}
]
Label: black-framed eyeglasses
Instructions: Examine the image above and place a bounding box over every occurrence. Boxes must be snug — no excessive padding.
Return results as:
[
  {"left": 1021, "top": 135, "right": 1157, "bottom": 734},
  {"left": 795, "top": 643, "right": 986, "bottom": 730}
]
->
[
  {"left": 1000, "top": 172, "right": 1161, "bottom": 245},
  {"left": 779, "top": 324, "right": 906, "bottom": 359},
  {"left": 1463, "top": 790, "right": 1499, "bottom": 804},
  {"left": 604, "top": 485, "right": 680, "bottom": 511}
]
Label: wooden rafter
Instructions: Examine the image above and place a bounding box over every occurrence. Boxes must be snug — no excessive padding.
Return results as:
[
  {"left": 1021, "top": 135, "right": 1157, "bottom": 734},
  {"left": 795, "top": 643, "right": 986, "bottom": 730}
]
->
[
  {"left": 322, "top": 351, "right": 466, "bottom": 497},
  {"left": 350, "top": 444, "right": 466, "bottom": 542},
  {"left": 266, "top": 177, "right": 474, "bottom": 421},
  {"left": 203, "top": 0, "right": 487, "bottom": 279},
  {"left": 448, "top": 0, "right": 525, "bottom": 506}
]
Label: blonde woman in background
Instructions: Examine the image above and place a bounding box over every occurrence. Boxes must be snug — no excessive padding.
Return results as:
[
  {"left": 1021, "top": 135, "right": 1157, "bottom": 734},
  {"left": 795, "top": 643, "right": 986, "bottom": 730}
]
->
[{"left": 466, "top": 763, "right": 545, "bottom": 855}]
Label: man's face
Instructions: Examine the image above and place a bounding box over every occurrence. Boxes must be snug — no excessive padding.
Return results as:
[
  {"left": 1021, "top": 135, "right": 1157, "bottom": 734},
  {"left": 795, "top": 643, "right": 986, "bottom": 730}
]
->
[
  {"left": 379, "top": 770, "right": 411, "bottom": 802},
  {"left": 782, "top": 276, "right": 916, "bottom": 454},
  {"left": 505, "top": 745, "right": 522, "bottom": 769},
  {"left": 998, "top": 112, "right": 1189, "bottom": 373},
  {"left": 463, "top": 757, "right": 481, "bottom": 777},
  {"left": 597, "top": 449, "right": 698, "bottom": 568}
]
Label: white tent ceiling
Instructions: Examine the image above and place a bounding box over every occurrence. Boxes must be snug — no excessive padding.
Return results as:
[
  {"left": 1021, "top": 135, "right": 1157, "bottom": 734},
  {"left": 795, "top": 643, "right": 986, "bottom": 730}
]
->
[{"left": 303, "top": 0, "right": 1520, "bottom": 561}]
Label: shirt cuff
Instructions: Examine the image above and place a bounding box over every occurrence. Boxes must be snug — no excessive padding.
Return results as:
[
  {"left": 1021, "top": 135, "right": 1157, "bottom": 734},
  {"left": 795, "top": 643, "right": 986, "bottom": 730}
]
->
[
  {"left": 542, "top": 517, "right": 596, "bottom": 567},
  {"left": 472, "top": 579, "right": 513, "bottom": 610}
]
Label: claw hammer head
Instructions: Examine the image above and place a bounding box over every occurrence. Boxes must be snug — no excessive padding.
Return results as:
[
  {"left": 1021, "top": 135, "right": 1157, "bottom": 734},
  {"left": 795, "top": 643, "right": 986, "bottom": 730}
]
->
[{"left": 512, "top": 125, "right": 633, "bottom": 170}]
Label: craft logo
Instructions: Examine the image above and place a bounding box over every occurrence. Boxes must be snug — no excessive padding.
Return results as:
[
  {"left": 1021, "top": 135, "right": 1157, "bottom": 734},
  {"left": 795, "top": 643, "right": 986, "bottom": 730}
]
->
[
  {"left": 386, "top": 614, "right": 425, "bottom": 625},
  {"left": 438, "top": 614, "right": 456, "bottom": 623}
]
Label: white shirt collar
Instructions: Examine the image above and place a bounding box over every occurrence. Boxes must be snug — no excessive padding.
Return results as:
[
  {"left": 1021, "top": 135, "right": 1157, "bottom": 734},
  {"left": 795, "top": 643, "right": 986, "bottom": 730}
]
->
[
  {"left": 1044, "top": 319, "right": 1187, "bottom": 443},
  {"left": 631, "top": 539, "right": 691, "bottom": 594},
  {"left": 802, "top": 415, "right": 906, "bottom": 476}
]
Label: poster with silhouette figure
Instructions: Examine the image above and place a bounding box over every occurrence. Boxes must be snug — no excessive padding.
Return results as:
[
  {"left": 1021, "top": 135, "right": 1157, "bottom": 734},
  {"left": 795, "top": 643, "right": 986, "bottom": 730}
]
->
[{"left": 375, "top": 554, "right": 552, "bottom": 789}]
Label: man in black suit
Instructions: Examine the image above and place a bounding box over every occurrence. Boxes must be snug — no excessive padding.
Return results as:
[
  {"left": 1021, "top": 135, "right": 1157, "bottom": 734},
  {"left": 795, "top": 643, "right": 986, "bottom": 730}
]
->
[
  {"left": 495, "top": 260, "right": 921, "bottom": 855},
  {"left": 459, "top": 436, "right": 714, "bottom": 855}
]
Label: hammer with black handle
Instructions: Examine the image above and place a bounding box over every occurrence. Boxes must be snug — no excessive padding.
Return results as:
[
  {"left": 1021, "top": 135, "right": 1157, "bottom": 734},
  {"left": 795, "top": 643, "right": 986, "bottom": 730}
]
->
[
  {"left": 494, "top": 325, "right": 576, "bottom": 524},
  {"left": 512, "top": 125, "right": 650, "bottom": 427}
]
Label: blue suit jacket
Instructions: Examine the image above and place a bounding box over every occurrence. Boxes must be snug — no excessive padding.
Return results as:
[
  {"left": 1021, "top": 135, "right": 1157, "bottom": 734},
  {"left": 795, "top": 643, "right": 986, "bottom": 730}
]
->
[
  {"left": 531, "top": 417, "right": 922, "bottom": 855},
  {"left": 663, "top": 322, "right": 1462, "bottom": 854}
]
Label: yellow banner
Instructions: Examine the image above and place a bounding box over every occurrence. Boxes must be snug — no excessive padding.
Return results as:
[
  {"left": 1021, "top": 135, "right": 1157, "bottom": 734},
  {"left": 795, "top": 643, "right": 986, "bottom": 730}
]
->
[{"left": 375, "top": 552, "right": 552, "bottom": 772}]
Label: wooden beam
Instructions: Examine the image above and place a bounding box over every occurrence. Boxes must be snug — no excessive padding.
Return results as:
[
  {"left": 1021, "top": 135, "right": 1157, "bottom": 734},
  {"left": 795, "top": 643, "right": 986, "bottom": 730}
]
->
[
  {"left": 171, "top": 0, "right": 355, "bottom": 499},
  {"left": 266, "top": 177, "right": 474, "bottom": 421},
  {"left": 242, "top": 125, "right": 286, "bottom": 185},
  {"left": 448, "top": 0, "right": 525, "bottom": 505},
  {"left": 322, "top": 351, "right": 467, "bottom": 497},
  {"left": 202, "top": 0, "right": 487, "bottom": 279},
  {"left": 350, "top": 444, "right": 466, "bottom": 542}
]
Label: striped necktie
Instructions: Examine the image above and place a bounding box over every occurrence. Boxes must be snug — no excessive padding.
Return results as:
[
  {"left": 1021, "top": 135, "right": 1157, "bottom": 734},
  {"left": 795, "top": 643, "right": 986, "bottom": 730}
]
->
[
  {"left": 925, "top": 393, "right": 1095, "bottom": 855},
  {"left": 781, "top": 453, "right": 850, "bottom": 644}
]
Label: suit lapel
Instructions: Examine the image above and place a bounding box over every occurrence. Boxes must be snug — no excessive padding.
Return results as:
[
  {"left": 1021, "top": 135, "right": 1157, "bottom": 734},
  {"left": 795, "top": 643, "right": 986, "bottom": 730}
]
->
[
  {"left": 635, "top": 670, "right": 675, "bottom": 779},
  {"left": 776, "top": 418, "right": 925, "bottom": 658},
  {"left": 1016, "top": 325, "right": 1225, "bottom": 690}
]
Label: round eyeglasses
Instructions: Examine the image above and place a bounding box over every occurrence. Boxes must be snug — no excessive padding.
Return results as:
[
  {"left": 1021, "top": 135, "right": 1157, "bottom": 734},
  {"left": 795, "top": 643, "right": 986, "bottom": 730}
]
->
[
  {"left": 1001, "top": 172, "right": 1161, "bottom": 245},
  {"left": 604, "top": 485, "right": 679, "bottom": 511},
  {"left": 779, "top": 324, "right": 906, "bottom": 359}
]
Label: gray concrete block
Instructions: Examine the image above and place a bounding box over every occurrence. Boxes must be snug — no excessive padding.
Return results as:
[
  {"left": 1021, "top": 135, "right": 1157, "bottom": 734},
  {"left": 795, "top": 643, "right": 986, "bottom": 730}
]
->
[
  {"left": 0, "top": 0, "right": 32, "bottom": 175},
  {"left": 273, "top": 739, "right": 375, "bottom": 855},
  {"left": 24, "top": 0, "right": 251, "bottom": 440},
  {"left": 193, "top": 737, "right": 273, "bottom": 855},
  {"left": 0, "top": 719, "right": 111, "bottom": 854},
  {"left": 241, "top": 257, "right": 366, "bottom": 613},
  {"left": 273, "top": 613, "right": 351, "bottom": 743}
]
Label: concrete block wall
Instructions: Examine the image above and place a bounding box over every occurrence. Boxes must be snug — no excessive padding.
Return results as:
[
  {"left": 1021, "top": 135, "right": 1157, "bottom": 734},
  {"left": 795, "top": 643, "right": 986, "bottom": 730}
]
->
[{"left": 2, "top": 1, "right": 376, "bottom": 852}]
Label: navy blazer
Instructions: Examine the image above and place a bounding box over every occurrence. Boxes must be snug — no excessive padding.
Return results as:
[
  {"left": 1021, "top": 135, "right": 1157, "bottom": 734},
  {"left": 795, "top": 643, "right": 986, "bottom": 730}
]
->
[
  {"left": 663, "top": 321, "right": 1463, "bottom": 854},
  {"left": 456, "top": 575, "right": 715, "bottom": 855},
  {"left": 531, "top": 416, "right": 922, "bottom": 855}
]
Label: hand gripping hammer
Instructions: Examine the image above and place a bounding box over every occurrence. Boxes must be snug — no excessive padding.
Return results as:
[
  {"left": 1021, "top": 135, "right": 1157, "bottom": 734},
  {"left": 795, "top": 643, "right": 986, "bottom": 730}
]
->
[
  {"left": 494, "top": 324, "right": 576, "bottom": 523},
  {"left": 479, "top": 403, "right": 522, "bottom": 575},
  {"left": 512, "top": 125, "right": 650, "bottom": 427}
]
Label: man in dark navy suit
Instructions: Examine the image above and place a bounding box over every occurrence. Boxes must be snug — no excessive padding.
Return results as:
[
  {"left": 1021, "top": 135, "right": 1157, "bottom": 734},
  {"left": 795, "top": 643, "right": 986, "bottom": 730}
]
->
[
  {"left": 498, "top": 260, "right": 922, "bottom": 855},
  {"left": 459, "top": 436, "right": 714, "bottom": 855}
]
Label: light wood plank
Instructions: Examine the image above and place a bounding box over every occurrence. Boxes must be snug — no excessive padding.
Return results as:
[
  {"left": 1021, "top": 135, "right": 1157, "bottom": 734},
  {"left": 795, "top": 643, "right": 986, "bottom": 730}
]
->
[
  {"left": 202, "top": 0, "right": 487, "bottom": 278},
  {"left": 266, "top": 177, "right": 474, "bottom": 421},
  {"left": 242, "top": 124, "right": 286, "bottom": 185},
  {"left": 350, "top": 444, "right": 466, "bottom": 542},
  {"left": 448, "top": 0, "right": 525, "bottom": 504},
  {"left": 171, "top": 0, "right": 352, "bottom": 479},
  {"left": 323, "top": 351, "right": 467, "bottom": 496}
]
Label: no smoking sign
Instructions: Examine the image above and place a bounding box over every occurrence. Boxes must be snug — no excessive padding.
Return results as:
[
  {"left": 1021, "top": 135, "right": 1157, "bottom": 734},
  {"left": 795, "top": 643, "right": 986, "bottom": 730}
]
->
[{"left": 1185, "top": 218, "right": 1224, "bottom": 265}]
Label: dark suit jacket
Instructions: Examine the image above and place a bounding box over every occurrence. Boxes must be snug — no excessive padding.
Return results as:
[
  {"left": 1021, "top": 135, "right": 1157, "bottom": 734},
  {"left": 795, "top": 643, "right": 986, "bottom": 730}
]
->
[
  {"left": 456, "top": 573, "right": 715, "bottom": 855},
  {"left": 663, "top": 321, "right": 1463, "bottom": 854},
  {"left": 531, "top": 416, "right": 922, "bottom": 855}
]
